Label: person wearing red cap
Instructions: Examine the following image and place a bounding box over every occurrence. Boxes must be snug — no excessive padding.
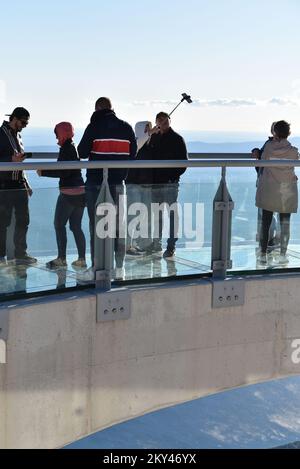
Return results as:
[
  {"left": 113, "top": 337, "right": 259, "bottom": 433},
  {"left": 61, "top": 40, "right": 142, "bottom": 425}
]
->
[
  {"left": 38, "top": 122, "right": 86, "bottom": 269},
  {"left": 0, "top": 107, "right": 37, "bottom": 265}
]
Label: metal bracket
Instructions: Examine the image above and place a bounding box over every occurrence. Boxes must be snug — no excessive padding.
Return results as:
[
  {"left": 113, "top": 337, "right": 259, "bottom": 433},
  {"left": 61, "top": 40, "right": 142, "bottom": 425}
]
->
[
  {"left": 211, "top": 278, "right": 245, "bottom": 308},
  {"left": 212, "top": 260, "right": 232, "bottom": 270},
  {"left": 214, "top": 201, "right": 234, "bottom": 211},
  {"left": 0, "top": 309, "right": 9, "bottom": 364},
  {"left": 97, "top": 287, "right": 131, "bottom": 322},
  {"left": 95, "top": 269, "right": 111, "bottom": 291}
]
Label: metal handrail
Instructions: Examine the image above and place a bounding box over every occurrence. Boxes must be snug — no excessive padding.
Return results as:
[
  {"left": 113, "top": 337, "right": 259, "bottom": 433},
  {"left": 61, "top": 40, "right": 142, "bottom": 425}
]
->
[{"left": 1, "top": 155, "right": 300, "bottom": 171}]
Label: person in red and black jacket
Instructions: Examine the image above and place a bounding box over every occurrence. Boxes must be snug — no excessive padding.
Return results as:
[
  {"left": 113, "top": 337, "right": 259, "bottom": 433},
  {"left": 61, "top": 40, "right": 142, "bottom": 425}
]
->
[
  {"left": 78, "top": 97, "right": 137, "bottom": 274},
  {"left": 38, "top": 122, "right": 86, "bottom": 270}
]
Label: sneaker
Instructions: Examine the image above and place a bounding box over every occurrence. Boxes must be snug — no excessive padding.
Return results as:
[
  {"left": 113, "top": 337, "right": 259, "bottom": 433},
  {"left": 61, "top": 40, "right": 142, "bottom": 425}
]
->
[
  {"left": 146, "top": 241, "right": 163, "bottom": 255},
  {"left": 112, "top": 266, "right": 125, "bottom": 280},
  {"left": 257, "top": 253, "right": 267, "bottom": 265},
  {"left": 46, "top": 257, "right": 67, "bottom": 269},
  {"left": 15, "top": 254, "right": 38, "bottom": 265},
  {"left": 71, "top": 258, "right": 87, "bottom": 269},
  {"left": 79, "top": 266, "right": 95, "bottom": 281},
  {"left": 277, "top": 255, "right": 289, "bottom": 265},
  {"left": 163, "top": 248, "right": 175, "bottom": 259},
  {"left": 126, "top": 247, "right": 145, "bottom": 257}
]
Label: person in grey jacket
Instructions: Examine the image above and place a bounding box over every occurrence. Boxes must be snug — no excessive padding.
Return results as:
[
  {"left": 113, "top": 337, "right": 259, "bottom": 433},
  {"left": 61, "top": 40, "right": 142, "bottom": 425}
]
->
[{"left": 256, "top": 120, "right": 299, "bottom": 265}]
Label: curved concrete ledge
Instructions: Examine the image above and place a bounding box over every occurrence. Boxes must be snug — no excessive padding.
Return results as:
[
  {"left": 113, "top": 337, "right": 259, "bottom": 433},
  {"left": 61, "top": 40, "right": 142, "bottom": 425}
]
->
[
  {"left": 1, "top": 276, "right": 300, "bottom": 448},
  {"left": 65, "top": 375, "right": 300, "bottom": 449}
]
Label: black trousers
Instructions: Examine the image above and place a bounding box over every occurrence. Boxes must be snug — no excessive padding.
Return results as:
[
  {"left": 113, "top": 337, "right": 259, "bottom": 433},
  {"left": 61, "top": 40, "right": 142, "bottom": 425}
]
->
[
  {"left": 151, "top": 183, "right": 179, "bottom": 250},
  {"left": 54, "top": 193, "right": 86, "bottom": 259},
  {"left": 260, "top": 209, "right": 291, "bottom": 255},
  {"left": 0, "top": 188, "right": 29, "bottom": 258}
]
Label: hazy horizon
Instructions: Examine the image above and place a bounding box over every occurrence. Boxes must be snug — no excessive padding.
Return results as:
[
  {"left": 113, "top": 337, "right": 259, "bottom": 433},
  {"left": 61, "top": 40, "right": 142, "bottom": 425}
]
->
[{"left": 18, "top": 127, "right": 300, "bottom": 154}]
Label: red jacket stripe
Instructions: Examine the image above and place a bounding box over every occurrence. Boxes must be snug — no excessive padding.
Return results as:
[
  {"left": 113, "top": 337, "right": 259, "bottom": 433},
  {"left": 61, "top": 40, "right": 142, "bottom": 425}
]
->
[{"left": 91, "top": 139, "right": 130, "bottom": 155}]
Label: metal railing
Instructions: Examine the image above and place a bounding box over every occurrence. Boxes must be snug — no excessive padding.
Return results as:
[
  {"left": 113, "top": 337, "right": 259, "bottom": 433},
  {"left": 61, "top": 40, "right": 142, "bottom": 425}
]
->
[{"left": 1, "top": 153, "right": 299, "bottom": 293}]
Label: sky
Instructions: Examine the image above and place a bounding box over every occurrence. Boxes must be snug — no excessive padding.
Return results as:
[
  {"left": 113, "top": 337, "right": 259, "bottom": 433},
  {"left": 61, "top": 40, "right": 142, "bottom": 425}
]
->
[{"left": 1, "top": 0, "right": 300, "bottom": 135}]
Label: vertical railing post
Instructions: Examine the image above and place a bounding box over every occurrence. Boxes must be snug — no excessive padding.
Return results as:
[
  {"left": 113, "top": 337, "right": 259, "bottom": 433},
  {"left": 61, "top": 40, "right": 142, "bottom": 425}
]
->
[
  {"left": 94, "top": 168, "right": 113, "bottom": 291},
  {"left": 211, "top": 166, "right": 234, "bottom": 279}
]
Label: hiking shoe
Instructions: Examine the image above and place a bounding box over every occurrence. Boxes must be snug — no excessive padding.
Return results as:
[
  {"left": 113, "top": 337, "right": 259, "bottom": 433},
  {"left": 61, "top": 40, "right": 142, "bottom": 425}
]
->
[
  {"left": 15, "top": 254, "right": 37, "bottom": 265},
  {"left": 163, "top": 248, "right": 175, "bottom": 259},
  {"left": 71, "top": 258, "right": 87, "bottom": 269},
  {"left": 46, "top": 257, "right": 67, "bottom": 269}
]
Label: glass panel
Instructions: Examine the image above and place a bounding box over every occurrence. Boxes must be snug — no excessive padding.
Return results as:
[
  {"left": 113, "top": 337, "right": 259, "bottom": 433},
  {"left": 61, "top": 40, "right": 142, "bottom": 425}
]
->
[
  {"left": 0, "top": 170, "right": 92, "bottom": 299},
  {"left": 227, "top": 166, "right": 300, "bottom": 272},
  {"left": 4, "top": 162, "right": 300, "bottom": 299},
  {"left": 120, "top": 169, "right": 217, "bottom": 281}
]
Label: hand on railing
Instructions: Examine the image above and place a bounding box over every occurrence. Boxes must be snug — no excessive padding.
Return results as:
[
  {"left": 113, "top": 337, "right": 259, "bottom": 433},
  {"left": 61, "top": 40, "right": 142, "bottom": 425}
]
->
[
  {"left": 251, "top": 149, "right": 260, "bottom": 160},
  {"left": 12, "top": 151, "right": 25, "bottom": 162}
]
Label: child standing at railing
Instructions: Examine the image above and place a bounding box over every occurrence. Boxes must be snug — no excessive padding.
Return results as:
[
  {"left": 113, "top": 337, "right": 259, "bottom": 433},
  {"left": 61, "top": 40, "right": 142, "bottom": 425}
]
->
[
  {"left": 37, "top": 122, "right": 86, "bottom": 269},
  {"left": 255, "top": 121, "right": 299, "bottom": 265}
]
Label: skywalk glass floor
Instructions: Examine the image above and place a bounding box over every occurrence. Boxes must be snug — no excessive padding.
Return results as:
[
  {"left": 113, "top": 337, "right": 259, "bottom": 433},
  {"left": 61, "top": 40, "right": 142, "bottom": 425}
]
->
[{"left": 1, "top": 243, "right": 300, "bottom": 299}]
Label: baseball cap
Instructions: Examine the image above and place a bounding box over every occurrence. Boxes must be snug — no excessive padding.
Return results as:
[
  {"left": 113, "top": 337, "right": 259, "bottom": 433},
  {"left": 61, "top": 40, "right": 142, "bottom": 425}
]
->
[{"left": 5, "top": 107, "right": 30, "bottom": 119}]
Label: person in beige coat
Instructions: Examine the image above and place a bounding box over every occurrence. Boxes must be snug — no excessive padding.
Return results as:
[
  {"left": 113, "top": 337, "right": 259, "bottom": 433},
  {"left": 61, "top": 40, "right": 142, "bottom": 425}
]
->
[{"left": 256, "top": 120, "right": 299, "bottom": 265}]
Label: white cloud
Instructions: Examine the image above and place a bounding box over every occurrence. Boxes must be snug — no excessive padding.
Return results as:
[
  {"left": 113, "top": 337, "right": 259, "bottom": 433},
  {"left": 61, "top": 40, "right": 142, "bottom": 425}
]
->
[
  {"left": 268, "top": 97, "right": 297, "bottom": 106},
  {"left": 192, "top": 98, "right": 257, "bottom": 107},
  {"left": 132, "top": 96, "right": 298, "bottom": 108}
]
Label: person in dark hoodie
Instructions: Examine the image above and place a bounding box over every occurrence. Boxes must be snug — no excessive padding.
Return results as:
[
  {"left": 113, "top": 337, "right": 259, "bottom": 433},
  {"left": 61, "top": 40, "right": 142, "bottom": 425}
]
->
[
  {"left": 38, "top": 122, "right": 86, "bottom": 269},
  {"left": 78, "top": 97, "right": 137, "bottom": 277},
  {"left": 0, "top": 107, "right": 37, "bottom": 265}
]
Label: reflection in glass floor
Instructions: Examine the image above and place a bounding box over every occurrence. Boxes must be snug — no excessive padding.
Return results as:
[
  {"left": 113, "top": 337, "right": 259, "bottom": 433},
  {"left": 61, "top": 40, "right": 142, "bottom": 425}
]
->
[{"left": 1, "top": 244, "right": 300, "bottom": 298}]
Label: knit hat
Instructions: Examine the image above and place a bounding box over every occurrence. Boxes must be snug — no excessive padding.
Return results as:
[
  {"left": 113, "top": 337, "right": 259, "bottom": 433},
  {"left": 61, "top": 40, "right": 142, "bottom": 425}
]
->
[{"left": 54, "top": 122, "right": 74, "bottom": 146}]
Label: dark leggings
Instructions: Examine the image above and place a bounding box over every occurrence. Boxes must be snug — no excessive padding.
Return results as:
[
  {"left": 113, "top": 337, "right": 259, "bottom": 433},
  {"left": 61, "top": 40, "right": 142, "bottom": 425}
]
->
[
  {"left": 54, "top": 193, "right": 86, "bottom": 259},
  {"left": 260, "top": 210, "right": 291, "bottom": 255}
]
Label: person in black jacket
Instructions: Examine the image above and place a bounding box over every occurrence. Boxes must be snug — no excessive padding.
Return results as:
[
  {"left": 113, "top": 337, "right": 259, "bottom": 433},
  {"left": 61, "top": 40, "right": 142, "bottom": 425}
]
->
[
  {"left": 38, "top": 122, "right": 86, "bottom": 269},
  {"left": 128, "top": 112, "right": 188, "bottom": 258},
  {"left": 0, "top": 107, "right": 37, "bottom": 265},
  {"left": 78, "top": 97, "right": 137, "bottom": 276}
]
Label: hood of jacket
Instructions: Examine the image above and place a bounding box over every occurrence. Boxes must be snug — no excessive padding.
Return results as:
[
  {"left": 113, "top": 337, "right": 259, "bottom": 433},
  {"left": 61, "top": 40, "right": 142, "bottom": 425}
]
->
[
  {"left": 263, "top": 139, "right": 298, "bottom": 160},
  {"left": 90, "top": 109, "right": 116, "bottom": 124}
]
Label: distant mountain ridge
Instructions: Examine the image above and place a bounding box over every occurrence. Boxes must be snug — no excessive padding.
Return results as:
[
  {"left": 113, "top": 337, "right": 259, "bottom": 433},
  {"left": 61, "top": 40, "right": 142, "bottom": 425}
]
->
[
  {"left": 22, "top": 128, "right": 300, "bottom": 154},
  {"left": 26, "top": 139, "right": 300, "bottom": 154}
]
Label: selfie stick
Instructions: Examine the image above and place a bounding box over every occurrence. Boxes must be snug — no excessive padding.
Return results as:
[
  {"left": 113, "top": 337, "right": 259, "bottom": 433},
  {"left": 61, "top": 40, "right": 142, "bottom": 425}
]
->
[{"left": 168, "top": 93, "right": 193, "bottom": 117}]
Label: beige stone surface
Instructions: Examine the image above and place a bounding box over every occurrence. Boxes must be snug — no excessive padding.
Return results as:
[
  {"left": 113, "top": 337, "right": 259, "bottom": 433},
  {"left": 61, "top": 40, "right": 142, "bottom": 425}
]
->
[{"left": 1, "top": 276, "right": 300, "bottom": 447}]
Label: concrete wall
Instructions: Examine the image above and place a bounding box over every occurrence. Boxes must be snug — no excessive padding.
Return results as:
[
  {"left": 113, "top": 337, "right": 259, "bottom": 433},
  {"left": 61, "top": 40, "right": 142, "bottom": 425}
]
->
[{"left": 0, "top": 276, "right": 300, "bottom": 448}]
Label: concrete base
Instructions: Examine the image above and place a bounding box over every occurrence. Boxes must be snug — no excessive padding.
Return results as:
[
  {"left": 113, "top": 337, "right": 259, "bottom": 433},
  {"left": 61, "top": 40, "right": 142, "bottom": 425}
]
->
[{"left": 0, "top": 275, "right": 300, "bottom": 448}]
